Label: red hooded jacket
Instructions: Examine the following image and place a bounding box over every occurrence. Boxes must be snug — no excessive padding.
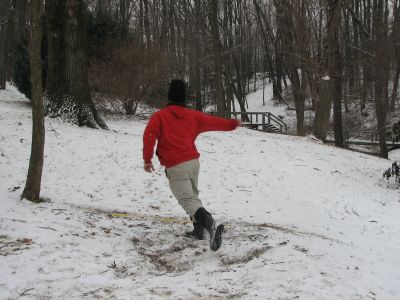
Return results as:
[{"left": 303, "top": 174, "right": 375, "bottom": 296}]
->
[{"left": 143, "top": 105, "right": 239, "bottom": 168}]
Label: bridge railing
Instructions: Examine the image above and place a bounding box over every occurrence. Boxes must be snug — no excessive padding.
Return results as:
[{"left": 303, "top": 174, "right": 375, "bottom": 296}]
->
[
  {"left": 208, "top": 111, "right": 288, "bottom": 134},
  {"left": 230, "top": 111, "right": 288, "bottom": 134}
]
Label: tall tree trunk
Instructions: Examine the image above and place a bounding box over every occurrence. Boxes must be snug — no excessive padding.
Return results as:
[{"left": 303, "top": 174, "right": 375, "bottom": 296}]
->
[
  {"left": 360, "top": 0, "right": 372, "bottom": 115},
  {"left": 352, "top": 0, "right": 361, "bottom": 90},
  {"left": 168, "top": 1, "right": 175, "bottom": 55},
  {"left": 333, "top": 31, "right": 344, "bottom": 147},
  {"left": 0, "top": 2, "right": 11, "bottom": 89},
  {"left": 64, "top": 0, "right": 108, "bottom": 128},
  {"left": 159, "top": 0, "right": 167, "bottom": 51},
  {"left": 374, "top": 0, "right": 388, "bottom": 158},
  {"left": 391, "top": 59, "right": 400, "bottom": 111},
  {"left": 390, "top": 0, "right": 400, "bottom": 111},
  {"left": 382, "top": 0, "right": 390, "bottom": 114},
  {"left": 45, "top": 0, "right": 108, "bottom": 129},
  {"left": 222, "top": 0, "right": 233, "bottom": 115},
  {"left": 232, "top": 55, "right": 249, "bottom": 120},
  {"left": 193, "top": 0, "right": 203, "bottom": 111},
  {"left": 6, "top": 0, "right": 16, "bottom": 82},
  {"left": 343, "top": 6, "right": 352, "bottom": 113},
  {"left": 22, "top": 0, "right": 45, "bottom": 203},
  {"left": 275, "top": 0, "right": 306, "bottom": 135},
  {"left": 138, "top": 0, "right": 144, "bottom": 47},
  {"left": 314, "top": 0, "right": 343, "bottom": 142},
  {"left": 65, "top": 0, "right": 91, "bottom": 104},
  {"left": 208, "top": 0, "right": 225, "bottom": 117},
  {"left": 331, "top": 0, "right": 344, "bottom": 147},
  {"left": 14, "top": 0, "right": 28, "bottom": 44},
  {"left": 314, "top": 78, "right": 332, "bottom": 140},
  {"left": 289, "top": 68, "right": 305, "bottom": 136},
  {"left": 253, "top": 0, "right": 277, "bottom": 98},
  {"left": 45, "top": 0, "right": 66, "bottom": 112},
  {"left": 143, "top": 0, "right": 150, "bottom": 47}
]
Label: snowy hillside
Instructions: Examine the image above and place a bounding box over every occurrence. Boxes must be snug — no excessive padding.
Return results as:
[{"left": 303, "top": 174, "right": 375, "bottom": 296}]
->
[
  {"left": 1, "top": 83, "right": 400, "bottom": 299},
  {"left": 230, "top": 79, "right": 298, "bottom": 133}
]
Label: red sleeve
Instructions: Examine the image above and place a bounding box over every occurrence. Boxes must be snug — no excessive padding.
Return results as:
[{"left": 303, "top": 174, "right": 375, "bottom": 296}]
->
[
  {"left": 143, "top": 113, "right": 161, "bottom": 163},
  {"left": 195, "top": 112, "right": 240, "bottom": 134}
]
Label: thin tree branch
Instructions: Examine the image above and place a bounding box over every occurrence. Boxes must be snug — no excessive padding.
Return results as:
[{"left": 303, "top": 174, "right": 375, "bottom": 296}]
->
[{"left": 346, "top": 43, "right": 375, "bottom": 58}]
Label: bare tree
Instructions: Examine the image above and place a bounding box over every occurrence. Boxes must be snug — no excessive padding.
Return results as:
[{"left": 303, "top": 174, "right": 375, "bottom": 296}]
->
[
  {"left": 208, "top": 0, "right": 225, "bottom": 117},
  {"left": 22, "top": 0, "right": 45, "bottom": 203},
  {"left": 314, "top": 0, "right": 343, "bottom": 142},
  {"left": 274, "top": 0, "right": 307, "bottom": 136},
  {"left": 331, "top": 0, "right": 344, "bottom": 147},
  {"left": 0, "top": 0, "right": 11, "bottom": 89},
  {"left": 391, "top": 0, "right": 400, "bottom": 111},
  {"left": 374, "top": 0, "right": 388, "bottom": 158}
]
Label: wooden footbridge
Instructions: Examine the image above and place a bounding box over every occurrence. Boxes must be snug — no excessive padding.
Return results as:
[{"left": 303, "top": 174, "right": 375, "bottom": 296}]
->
[
  {"left": 210, "top": 111, "right": 288, "bottom": 134},
  {"left": 208, "top": 111, "right": 400, "bottom": 153}
]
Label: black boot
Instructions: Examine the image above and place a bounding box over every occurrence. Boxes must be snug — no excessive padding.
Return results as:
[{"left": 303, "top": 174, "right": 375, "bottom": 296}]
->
[
  {"left": 185, "top": 222, "right": 205, "bottom": 240},
  {"left": 194, "top": 207, "right": 224, "bottom": 251}
]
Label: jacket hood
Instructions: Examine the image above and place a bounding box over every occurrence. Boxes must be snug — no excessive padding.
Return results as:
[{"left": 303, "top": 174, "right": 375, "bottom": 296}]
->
[{"left": 166, "top": 105, "right": 188, "bottom": 119}]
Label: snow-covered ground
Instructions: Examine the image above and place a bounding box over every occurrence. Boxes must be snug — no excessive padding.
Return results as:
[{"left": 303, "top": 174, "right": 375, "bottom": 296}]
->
[{"left": 1, "top": 83, "right": 400, "bottom": 299}]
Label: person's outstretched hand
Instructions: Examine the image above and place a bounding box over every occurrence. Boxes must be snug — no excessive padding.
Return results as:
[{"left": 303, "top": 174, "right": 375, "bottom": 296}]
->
[{"left": 144, "top": 162, "right": 155, "bottom": 172}]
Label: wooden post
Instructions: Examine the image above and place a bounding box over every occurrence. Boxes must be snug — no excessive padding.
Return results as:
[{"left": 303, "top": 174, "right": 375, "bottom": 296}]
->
[{"left": 262, "top": 114, "right": 266, "bottom": 131}]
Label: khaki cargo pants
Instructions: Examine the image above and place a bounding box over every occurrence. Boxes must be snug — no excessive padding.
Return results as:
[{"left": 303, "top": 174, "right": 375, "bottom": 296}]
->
[{"left": 166, "top": 159, "right": 203, "bottom": 218}]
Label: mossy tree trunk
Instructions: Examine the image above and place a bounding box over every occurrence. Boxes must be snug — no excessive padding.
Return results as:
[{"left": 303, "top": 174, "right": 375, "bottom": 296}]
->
[{"left": 44, "top": 0, "right": 108, "bottom": 129}]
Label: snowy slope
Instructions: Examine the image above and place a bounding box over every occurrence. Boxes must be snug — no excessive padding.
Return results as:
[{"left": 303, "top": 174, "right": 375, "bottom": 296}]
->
[
  {"left": 233, "top": 80, "right": 297, "bottom": 132},
  {"left": 1, "top": 83, "right": 400, "bottom": 299}
]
